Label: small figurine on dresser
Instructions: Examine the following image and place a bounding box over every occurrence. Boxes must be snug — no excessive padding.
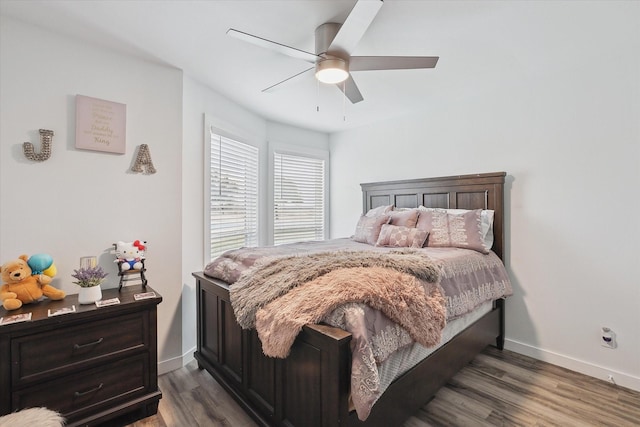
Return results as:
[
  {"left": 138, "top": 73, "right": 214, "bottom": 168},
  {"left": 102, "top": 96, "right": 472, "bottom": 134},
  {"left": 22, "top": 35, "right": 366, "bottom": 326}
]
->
[{"left": 113, "top": 240, "right": 148, "bottom": 290}]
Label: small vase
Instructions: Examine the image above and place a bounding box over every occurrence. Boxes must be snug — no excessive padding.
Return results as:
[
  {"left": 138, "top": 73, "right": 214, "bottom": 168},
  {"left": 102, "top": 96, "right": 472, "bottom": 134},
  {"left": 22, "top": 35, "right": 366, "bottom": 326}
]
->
[{"left": 78, "top": 285, "right": 102, "bottom": 304}]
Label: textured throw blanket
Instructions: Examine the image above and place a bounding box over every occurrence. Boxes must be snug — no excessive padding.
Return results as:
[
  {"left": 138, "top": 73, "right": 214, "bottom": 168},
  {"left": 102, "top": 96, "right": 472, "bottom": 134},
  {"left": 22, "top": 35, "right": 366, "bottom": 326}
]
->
[
  {"left": 230, "top": 249, "right": 440, "bottom": 329},
  {"left": 256, "top": 266, "right": 446, "bottom": 358}
]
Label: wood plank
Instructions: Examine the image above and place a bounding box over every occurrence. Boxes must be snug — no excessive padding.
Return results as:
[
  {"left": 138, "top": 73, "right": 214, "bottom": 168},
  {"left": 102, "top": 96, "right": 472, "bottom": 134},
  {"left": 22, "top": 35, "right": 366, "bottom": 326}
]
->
[{"left": 118, "top": 347, "right": 640, "bottom": 427}]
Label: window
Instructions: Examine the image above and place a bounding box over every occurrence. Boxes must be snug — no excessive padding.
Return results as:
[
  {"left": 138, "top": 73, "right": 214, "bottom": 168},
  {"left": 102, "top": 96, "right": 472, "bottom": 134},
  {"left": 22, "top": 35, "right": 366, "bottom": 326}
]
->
[
  {"left": 207, "top": 130, "right": 259, "bottom": 259},
  {"left": 273, "top": 151, "right": 325, "bottom": 245}
]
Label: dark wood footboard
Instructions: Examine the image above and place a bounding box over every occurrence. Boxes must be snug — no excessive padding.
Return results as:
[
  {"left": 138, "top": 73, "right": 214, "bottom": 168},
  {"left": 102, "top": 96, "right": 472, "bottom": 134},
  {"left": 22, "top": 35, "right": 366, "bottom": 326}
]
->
[
  {"left": 193, "top": 271, "right": 504, "bottom": 427},
  {"left": 194, "top": 272, "right": 353, "bottom": 426}
]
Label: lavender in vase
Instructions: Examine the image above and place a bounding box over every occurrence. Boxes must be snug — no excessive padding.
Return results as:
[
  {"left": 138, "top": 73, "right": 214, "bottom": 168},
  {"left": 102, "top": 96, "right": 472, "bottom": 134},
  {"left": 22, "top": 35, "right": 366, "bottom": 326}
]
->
[{"left": 71, "top": 266, "right": 108, "bottom": 288}]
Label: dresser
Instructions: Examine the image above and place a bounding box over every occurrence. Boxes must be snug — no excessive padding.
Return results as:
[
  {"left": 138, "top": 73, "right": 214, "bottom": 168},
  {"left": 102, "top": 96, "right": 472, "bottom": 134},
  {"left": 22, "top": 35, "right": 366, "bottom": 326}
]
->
[{"left": 0, "top": 285, "right": 162, "bottom": 426}]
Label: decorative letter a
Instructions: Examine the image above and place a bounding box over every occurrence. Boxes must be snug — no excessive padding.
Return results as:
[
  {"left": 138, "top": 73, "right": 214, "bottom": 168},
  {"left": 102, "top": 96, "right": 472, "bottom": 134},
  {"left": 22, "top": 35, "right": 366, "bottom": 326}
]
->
[{"left": 131, "top": 144, "right": 157, "bottom": 174}]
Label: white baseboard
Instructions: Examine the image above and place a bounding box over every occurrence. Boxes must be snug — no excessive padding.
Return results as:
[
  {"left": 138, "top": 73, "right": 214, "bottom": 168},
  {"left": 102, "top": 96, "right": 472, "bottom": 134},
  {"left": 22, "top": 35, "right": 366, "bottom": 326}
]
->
[
  {"left": 505, "top": 339, "right": 640, "bottom": 392},
  {"left": 158, "top": 346, "right": 196, "bottom": 375},
  {"left": 182, "top": 347, "right": 196, "bottom": 365}
]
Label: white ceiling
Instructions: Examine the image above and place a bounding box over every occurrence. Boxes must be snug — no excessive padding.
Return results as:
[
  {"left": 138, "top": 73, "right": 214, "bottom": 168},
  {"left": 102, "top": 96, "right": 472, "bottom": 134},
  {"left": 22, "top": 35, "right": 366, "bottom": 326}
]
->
[{"left": 0, "top": 0, "right": 516, "bottom": 133}]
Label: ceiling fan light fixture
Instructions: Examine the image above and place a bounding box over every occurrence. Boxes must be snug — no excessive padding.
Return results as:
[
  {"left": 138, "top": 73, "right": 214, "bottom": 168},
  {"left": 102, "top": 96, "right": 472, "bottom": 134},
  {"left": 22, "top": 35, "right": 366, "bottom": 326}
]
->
[{"left": 315, "top": 58, "right": 349, "bottom": 84}]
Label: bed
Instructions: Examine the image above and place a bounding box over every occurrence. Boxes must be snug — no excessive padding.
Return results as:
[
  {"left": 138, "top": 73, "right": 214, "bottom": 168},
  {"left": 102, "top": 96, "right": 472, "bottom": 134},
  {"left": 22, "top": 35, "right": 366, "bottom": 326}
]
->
[{"left": 193, "top": 171, "right": 509, "bottom": 427}]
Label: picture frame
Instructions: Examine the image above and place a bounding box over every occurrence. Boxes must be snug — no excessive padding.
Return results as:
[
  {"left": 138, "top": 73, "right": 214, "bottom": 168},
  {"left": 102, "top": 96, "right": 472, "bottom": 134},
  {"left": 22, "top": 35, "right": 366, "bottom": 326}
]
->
[{"left": 75, "top": 94, "right": 126, "bottom": 154}]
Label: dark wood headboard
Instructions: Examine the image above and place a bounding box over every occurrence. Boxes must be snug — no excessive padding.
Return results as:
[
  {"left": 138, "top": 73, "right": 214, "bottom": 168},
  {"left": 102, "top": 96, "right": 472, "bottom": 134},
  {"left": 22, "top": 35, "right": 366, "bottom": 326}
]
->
[{"left": 361, "top": 172, "right": 506, "bottom": 260}]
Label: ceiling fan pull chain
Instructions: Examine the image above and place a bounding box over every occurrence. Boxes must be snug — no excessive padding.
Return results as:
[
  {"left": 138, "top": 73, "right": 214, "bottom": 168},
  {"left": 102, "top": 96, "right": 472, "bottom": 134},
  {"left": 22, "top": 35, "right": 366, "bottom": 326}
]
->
[{"left": 317, "top": 78, "right": 320, "bottom": 112}]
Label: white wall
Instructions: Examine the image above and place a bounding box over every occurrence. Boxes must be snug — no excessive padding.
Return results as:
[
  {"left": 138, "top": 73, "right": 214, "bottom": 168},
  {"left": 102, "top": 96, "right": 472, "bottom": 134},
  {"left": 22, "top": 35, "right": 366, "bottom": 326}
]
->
[
  {"left": 0, "top": 17, "right": 184, "bottom": 372},
  {"left": 267, "top": 121, "right": 330, "bottom": 151},
  {"left": 330, "top": 2, "right": 640, "bottom": 390}
]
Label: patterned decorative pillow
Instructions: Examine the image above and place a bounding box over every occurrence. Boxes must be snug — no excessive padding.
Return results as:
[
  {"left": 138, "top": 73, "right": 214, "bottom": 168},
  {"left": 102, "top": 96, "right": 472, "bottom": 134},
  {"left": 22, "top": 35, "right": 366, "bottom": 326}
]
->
[
  {"left": 416, "top": 209, "right": 488, "bottom": 253},
  {"left": 376, "top": 224, "right": 429, "bottom": 248},
  {"left": 365, "top": 204, "right": 393, "bottom": 217},
  {"left": 418, "top": 207, "right": 494, "bottom": 251},
  {"left": 389, "top": 209, "right": 419, "bottom": 228},
  {"left": 353, "top": 214, "right": 390, "bottom": 245}
]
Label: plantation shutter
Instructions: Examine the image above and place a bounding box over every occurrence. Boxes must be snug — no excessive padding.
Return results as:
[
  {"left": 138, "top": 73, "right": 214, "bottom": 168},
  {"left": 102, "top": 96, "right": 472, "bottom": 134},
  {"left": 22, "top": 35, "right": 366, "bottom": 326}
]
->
[
  {"left": 273, "top": 152, "right": 325, "bottom": 245},
  {"left": 209, "top": 131, "right": 259, "bottom": 258}
]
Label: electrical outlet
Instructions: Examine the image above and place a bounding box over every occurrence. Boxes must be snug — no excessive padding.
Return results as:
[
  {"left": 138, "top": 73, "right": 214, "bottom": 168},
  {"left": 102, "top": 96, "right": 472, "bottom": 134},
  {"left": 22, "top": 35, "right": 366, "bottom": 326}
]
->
[{"left": 601, "top": 327, "right": 617, "bottom": 349}]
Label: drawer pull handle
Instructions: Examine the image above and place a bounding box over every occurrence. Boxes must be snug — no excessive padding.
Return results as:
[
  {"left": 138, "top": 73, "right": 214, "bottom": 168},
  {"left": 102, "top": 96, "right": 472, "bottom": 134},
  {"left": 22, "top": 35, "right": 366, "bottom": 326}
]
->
[
  {"left": 73, "top": 337, "right": 104, "bottom": 350},
  {"left": 74, "top": 383, "right": 104, "bottom": 398}
]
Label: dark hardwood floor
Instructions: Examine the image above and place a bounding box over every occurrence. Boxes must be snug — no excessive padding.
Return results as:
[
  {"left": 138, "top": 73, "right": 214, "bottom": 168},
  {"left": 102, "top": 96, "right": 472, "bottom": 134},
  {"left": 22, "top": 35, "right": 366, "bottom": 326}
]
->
[{"left": 117, "top": 347, "right": 640, "bottom": 427}]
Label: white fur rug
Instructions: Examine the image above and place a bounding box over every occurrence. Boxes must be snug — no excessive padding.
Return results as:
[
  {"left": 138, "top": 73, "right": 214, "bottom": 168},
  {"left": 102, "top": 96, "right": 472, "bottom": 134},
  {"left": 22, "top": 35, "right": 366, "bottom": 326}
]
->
[{"left": 0, "top": 407, "right": 64, "bottom": 427}]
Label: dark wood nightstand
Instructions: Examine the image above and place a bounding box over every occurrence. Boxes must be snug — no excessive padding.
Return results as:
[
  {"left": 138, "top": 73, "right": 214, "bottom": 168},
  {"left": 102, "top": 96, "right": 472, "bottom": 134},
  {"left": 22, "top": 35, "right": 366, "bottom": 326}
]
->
[{"left": 0, "top": 285, "right": 162, "bottom": 426}]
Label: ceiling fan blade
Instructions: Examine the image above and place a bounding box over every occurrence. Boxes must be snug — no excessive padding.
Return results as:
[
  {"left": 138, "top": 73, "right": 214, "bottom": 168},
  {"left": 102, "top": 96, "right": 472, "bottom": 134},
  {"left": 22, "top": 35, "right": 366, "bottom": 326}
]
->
[
  {"left": 328, "top": 0, "right": 383, "bottom": 56},
  {"left": 349, "top": 56, "right": 439, "bottom": 71},
  {"left": 262, "top": 67, "right": 315, "bottom": 93},
  {"left": 337, "top": 74, "right": 364, "bottom": 104},
  {"left": 227, "top": 29, "right": 320, "bottom": 63}
]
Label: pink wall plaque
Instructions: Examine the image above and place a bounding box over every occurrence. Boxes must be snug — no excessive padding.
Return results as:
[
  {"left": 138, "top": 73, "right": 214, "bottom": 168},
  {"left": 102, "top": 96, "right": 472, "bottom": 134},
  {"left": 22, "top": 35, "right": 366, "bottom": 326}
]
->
[{"left": 75, "top": 95, "right": 126, "bottom": 154}]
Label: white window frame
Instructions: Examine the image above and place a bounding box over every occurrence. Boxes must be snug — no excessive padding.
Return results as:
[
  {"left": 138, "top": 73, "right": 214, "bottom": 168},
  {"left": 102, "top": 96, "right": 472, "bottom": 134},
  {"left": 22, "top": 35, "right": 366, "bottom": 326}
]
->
[
  {"left": 268, "top": 141, "right": 329, "bottom": 246},
  {"left": 204, "top": 117, "right": 259, "bottom": 263}
]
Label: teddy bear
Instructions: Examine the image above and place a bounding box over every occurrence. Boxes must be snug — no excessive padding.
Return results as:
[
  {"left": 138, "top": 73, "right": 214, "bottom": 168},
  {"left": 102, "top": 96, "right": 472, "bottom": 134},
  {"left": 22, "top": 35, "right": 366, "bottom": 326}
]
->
[
  {"left": 114, "top": 240, "right": 146, "bottom": 271},
  {"left": 0, "top": 254, "right": 66, "bottom": 310}
]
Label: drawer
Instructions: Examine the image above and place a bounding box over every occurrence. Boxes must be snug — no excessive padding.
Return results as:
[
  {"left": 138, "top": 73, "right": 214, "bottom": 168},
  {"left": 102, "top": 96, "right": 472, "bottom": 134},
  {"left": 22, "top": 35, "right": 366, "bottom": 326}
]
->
[
  {"left": 12, "top": 311, "right": 148, "bottom": 386},
  {"left": 12, "top": 353, "right": 150, "bottom": 420}
]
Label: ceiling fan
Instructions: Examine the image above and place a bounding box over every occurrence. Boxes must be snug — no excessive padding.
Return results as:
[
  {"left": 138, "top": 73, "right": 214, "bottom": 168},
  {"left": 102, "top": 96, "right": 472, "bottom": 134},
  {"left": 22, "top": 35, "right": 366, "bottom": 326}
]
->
[{"left": 227, "top": 0, "right": 438, "bottom": 104}]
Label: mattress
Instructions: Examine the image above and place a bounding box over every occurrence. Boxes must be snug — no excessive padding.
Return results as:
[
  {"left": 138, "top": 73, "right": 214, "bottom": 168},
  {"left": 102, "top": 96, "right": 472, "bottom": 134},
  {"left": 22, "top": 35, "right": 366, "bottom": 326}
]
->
[{"left": 377, "top": 301, "right": 494, "bottom": 402}]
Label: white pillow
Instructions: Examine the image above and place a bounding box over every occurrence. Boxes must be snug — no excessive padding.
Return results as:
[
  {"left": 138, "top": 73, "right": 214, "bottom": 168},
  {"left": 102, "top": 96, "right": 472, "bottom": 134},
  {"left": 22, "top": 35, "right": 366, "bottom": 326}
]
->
[{"left": 418, "top": 206, "right": 494, "bottom": 251}]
